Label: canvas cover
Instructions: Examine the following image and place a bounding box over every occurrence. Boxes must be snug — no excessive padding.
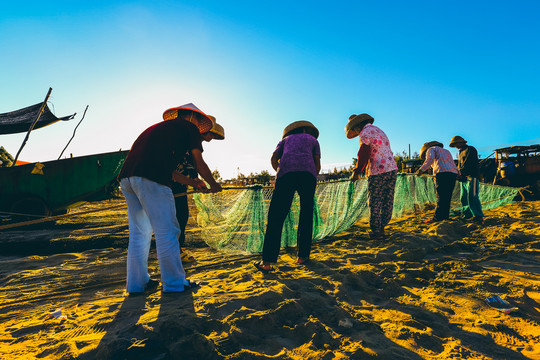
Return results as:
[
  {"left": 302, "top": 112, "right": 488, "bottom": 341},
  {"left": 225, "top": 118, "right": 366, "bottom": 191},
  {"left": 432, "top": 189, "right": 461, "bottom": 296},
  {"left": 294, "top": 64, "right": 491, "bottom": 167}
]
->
[{"left": 0, "top": 102, "right": 75, "bottom": 135}]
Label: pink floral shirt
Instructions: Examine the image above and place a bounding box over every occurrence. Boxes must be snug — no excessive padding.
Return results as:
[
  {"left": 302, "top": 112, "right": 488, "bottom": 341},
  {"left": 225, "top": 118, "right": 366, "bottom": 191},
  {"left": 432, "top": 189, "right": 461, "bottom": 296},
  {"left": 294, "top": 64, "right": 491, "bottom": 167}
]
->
[{"left": 359, "top": 124, "right": 397, "bottom": 176}]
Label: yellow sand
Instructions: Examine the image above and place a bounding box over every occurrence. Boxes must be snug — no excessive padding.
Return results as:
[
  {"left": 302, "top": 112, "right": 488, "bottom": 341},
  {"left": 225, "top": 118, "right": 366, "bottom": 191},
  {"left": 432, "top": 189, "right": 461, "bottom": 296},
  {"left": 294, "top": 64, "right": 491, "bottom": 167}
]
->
[{"left": 0, "top": 200, "right": 539, "bottom": 359}]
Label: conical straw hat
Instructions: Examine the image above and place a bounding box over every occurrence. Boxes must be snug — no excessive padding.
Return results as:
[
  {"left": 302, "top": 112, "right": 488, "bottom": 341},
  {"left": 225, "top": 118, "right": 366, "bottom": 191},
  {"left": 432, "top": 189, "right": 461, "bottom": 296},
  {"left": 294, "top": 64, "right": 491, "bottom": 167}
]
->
[
  {"left": 162, "top": 103, "right": 213, "bottom": 134},
  {"left": 208, "top": 115, "right": 225, "bottom": 140},
  {"left": 449, "top": 135, "right": 467, "bottom": 147},
  {"left": 345, "top": 113, "right": 374, "bottom": 139},
  {"left": 282, "top": 120, "right": 319, "bottom": 139},
  {"left": 420, "top": 141, "right": 444, "bottom": 160}
]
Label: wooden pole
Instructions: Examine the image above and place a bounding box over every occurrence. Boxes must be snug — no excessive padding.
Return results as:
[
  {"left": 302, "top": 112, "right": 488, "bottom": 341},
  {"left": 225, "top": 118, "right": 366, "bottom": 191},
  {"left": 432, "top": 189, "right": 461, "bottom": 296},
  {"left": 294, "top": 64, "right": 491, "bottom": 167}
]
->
[{"left": 58, "top": 105, "right": 88, "bottom": 160}]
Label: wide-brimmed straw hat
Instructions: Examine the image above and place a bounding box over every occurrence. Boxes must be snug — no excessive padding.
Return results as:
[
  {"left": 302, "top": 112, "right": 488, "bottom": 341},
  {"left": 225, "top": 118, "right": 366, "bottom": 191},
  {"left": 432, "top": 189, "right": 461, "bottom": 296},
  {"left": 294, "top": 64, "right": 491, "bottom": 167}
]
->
[
  {"left": 345, "top": 113, "right": 374, "bottom": 139},
  {"left": 449, "top": 135, "right": 467, "bottom": 148},
  {"left": 162, "top": 103, "right": 213, "bottom": 134},
  {"left": 420, "top": 141, "right": 444, "bottom": 160},
  {"left": 282, "top": 120, "right": 319, "bottom": 139},
  {"left": 207, "top": 115, "right": 225, "bottom": 140}
]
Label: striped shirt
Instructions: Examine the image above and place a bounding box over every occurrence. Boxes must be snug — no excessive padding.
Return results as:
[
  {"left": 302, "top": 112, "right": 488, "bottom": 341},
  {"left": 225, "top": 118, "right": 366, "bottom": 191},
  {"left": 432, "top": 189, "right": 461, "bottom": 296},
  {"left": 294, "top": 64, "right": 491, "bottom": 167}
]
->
[{"left": 420, "top": 146, "right": 458, "bottom": 175}]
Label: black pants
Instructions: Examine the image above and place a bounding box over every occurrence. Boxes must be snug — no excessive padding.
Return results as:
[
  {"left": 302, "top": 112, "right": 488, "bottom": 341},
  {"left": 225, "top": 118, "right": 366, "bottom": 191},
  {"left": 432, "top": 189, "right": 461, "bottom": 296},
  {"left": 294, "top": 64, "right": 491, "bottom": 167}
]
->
[
  {"left": 434, "top": 172, "right": 457, "bottom": 221},
  {"left": 262, "top": 171, "right": 317, "bottom": 263},
  {"left": 172, "top": 183, "right": 189, "bottom": 247}
]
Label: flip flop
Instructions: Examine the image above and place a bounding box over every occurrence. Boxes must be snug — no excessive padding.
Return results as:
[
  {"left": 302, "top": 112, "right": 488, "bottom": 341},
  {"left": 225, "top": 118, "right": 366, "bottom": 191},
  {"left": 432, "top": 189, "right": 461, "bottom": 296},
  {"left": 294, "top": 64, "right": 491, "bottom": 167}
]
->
[
  {"left": 253, "top": 261, "right": 273, "bottom": 274},
  {"left": 184, "top": 279, "right": 200, "bottom": 290},
  {"left": 486, "top": 295, "right": 518, "bottom": 314},
  {"left": 296, "top": 257, "right": 310, "bottom": 265}
]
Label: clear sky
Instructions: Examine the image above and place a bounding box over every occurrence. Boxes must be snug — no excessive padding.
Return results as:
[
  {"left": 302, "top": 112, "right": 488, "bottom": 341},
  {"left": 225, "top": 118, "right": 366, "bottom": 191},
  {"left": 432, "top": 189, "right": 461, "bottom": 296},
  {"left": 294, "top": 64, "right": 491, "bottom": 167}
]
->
[{"left": 1, "top": 1, "right": 539, "bottom": 179}]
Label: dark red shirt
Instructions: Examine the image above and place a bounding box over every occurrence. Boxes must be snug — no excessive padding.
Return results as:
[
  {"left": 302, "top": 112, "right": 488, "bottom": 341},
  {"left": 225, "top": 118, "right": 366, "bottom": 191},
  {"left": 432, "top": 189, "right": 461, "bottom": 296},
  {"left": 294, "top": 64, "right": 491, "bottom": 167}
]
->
[{"left": 118, "top": 119, "right": 203, "bottom": 188}]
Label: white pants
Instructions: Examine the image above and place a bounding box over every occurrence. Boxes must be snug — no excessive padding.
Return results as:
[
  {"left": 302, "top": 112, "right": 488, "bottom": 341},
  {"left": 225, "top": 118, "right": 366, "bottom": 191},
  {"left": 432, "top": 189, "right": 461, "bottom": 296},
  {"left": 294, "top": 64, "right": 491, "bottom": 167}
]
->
[{"left": 121, "top": 177, "right": 187, "bottom": 292}]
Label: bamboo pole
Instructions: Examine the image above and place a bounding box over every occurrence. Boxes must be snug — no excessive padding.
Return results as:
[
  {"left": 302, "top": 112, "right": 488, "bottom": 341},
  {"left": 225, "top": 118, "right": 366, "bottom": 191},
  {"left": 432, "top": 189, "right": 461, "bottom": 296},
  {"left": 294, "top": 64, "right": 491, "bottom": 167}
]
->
[{"left": 12, "top": 87, "right": 53, "bottom": 166}]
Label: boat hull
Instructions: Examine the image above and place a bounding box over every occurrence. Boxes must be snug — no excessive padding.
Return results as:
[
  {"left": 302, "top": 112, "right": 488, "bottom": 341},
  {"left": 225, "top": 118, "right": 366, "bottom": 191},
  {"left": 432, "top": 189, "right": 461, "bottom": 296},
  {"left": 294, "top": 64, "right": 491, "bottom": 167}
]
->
[{"left": 0, "top": 150, "right": 128, "bottom": 216}]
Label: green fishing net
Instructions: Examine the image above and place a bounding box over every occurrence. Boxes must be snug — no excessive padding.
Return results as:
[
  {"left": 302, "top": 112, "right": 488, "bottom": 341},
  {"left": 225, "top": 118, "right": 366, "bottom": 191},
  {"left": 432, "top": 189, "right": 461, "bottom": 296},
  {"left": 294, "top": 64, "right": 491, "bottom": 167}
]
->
[{"left": 193, "top": 174, "right": 520, "bottom": 254}]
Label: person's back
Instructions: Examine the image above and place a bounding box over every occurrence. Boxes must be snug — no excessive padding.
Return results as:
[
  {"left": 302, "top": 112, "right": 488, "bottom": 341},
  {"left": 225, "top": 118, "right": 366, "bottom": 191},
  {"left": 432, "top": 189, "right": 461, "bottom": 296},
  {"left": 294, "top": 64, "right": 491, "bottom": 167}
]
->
[
  {"left": 418, "top": 142, "right": 458, "bottom": 223},
  {"left": 458, "top": 145, "right": 480, "bottom": 178},
  {"left": 276, "top": 132, "right": 320, "bottom": 179},
  {"left": 450, "top": 136, "right": 483, "bottom": 222},
  {"left": 119, "top": 119, "right": 202, "bottom": 188},
  {"left": 346, "top": 114, "right": 398, "bottom": 239},
  {"left": 358, "top": 123, "right": 397, "bottom": 176},
  {"left": 421, "top": 146, "right": 458, "bottom": 175},
  {"left": 120, "top": 103, "right": 220, "bottom": 295},
  {"left": 255, "top": 121, "right": 321, "bottom": 272}
]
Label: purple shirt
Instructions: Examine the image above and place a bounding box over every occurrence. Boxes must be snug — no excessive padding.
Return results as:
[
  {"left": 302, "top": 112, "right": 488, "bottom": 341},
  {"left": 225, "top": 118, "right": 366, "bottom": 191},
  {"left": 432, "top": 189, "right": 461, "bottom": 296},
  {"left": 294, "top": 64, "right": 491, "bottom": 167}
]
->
[{"left": 274, "top": 133, "right": 321, "bottom": 179}]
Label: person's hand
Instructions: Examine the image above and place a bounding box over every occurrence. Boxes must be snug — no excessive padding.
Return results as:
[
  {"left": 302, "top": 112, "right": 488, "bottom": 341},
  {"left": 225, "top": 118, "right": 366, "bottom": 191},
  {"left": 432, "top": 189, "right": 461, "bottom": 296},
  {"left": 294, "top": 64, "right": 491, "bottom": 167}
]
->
[
  {"left": 209, "top": 182, "right": 222, "bottom": 193},
  {"left": 350, "top": 172, "right": 360, "bottom": 182},
  {"left": 192, "top": 178, "right": 208, "bottom": 192}
]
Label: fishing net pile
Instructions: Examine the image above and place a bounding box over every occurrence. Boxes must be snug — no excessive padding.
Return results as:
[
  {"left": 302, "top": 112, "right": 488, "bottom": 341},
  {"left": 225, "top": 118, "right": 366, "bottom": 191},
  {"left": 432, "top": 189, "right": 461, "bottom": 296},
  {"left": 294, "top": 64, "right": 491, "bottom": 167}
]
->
[{"left": 193, "top": 174, "right": 520, "bottom": 255}]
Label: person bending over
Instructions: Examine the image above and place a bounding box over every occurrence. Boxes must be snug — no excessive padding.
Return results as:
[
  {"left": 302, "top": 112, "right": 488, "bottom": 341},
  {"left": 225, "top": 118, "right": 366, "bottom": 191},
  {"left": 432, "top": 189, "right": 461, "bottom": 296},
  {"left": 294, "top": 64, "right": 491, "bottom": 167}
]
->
[
  {"left": 254, "top": 121, "right": 321, "bottom": 273},
  {"left": 118, "top": 103, "right": 221, "bottom": 295}
]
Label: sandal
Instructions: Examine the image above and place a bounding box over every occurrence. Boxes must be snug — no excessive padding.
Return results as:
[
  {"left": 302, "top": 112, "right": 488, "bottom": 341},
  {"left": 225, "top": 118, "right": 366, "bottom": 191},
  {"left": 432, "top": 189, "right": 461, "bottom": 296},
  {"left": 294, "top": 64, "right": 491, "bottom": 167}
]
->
[
  {"left": 253, "top": 261, "right": 273, "bottom": 274},
  {"left": 184, "top": 279, "right": 200, "bottom": 290},
  {"left": 297, "top": 257, "right": 310, "bottom": 265}
]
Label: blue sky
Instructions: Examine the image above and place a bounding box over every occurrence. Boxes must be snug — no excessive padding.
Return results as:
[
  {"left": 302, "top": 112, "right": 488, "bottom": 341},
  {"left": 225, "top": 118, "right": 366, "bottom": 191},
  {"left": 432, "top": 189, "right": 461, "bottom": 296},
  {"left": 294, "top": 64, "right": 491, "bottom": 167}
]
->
[{"left": 1, "top": 1, "right": 539, "bottom": 179}]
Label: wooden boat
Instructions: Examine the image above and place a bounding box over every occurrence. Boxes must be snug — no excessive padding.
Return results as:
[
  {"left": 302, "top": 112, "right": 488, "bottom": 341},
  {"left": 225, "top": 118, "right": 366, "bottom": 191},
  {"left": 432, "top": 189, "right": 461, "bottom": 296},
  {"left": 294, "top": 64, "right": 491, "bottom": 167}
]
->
[
  {"left": 0, "top": 89, "right": 128, "bottom": 217},
  {"left": 0, "top": 150, "right": 128, "bottom": 216}
]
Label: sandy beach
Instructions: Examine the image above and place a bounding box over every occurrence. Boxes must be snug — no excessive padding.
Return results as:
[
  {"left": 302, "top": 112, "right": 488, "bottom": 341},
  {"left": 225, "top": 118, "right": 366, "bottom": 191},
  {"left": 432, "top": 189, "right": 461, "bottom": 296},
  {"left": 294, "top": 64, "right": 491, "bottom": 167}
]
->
[{"left": 0, "top": 198, "right": 539, "bottom": 359}]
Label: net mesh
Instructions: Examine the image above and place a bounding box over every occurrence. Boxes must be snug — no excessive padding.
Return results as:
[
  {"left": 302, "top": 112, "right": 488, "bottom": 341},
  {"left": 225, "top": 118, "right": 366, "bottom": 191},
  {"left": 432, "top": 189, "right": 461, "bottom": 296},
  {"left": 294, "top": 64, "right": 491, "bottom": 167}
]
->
[{"left": 193, "top": 174, "right": 520, "bottom": 254}]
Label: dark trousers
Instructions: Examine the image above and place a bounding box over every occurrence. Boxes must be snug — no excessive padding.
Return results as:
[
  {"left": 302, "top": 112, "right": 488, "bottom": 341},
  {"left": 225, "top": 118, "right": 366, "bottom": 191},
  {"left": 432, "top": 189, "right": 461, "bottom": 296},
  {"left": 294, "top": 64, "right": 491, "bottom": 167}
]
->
[
  {"left": 262, "top": 171, "right": 317, "bottom": 263},
  {"left": 172, "top": 183, "right": 189, "bottom": 247},
  {"left": 434, "top": 172, "right": 457, "bottom": 221}
]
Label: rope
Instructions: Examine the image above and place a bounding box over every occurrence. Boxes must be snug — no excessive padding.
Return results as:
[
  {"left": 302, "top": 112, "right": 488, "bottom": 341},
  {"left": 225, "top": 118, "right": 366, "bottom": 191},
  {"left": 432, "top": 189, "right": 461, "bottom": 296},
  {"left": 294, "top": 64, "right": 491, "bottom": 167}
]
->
[
  {"left": 0, "top": 178, "right": 372, "bottom": 231},
  {"left": 0, "top": 176, "right": 521, "bottom": 232},
  {"left": 0, "top": 182, "right": 332, "bottom": 231},
  {"left": 0, "top": 203, "right": 127, "bottom": 231},
  {"left": 0, "top": 189, "right": 197, "bottom": 231},
  {"left": 0, "top": 184, "right": 272, "bottom": 231}
]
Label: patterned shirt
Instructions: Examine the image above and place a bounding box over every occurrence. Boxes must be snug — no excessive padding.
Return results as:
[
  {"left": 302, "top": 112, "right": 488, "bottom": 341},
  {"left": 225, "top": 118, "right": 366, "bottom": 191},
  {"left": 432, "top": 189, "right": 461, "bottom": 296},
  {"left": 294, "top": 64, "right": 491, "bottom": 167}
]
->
[
  {"left": 176, "top": 150, "right": 198, "bottom": 179},
  {"left": 274, "top": 133, "right": 321, "bottom": 179},
  {"left": 358, "top": 124, "right": 398, "bottom": 176},
  {"left": 420, "top": 146, "right": 458, "bottom": 175}
]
